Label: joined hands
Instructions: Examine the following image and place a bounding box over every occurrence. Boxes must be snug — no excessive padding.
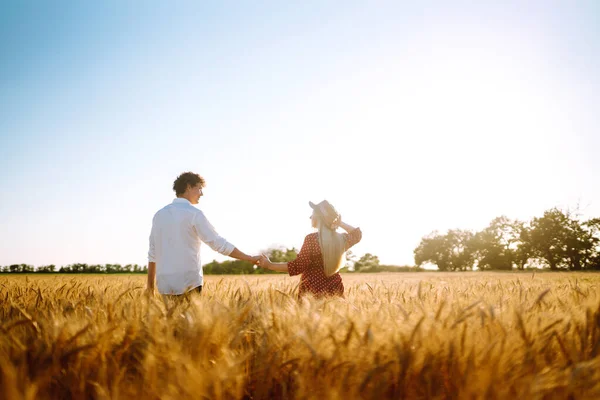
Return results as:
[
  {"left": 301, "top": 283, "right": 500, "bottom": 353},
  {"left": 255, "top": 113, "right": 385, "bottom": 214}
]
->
[
  {"left": 246, "top": 254, "right": 273, "bottom": 270},
  {"left": 255, "top": 254, "right": 272, "bottom": 270}
]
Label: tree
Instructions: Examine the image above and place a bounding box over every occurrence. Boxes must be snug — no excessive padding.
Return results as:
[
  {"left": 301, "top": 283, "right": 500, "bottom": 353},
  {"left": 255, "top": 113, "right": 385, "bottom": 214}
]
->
[
  {"left": 579, "top": 218, "right": 600, "bottom": 270},
  {"left": 70, "top": 263, "right": 87, "bottom": 273},
  {"left": 264, "top": 247, "right": 298, "bottom": 262},
  {"left": 528, "top": 208, "right": 596, "bottom": 271},
  {"left": 563, "top": 218, "right": 593, "bottom": 271},
  {"left": 414, "top": 230, "right": 475, "bottom": 271},
  {"left": 471, "top": 216, "right": 522, "bottom": 270},
  {"left": 37, "top": 264, "right": 56, "bottom": 273},
  {"left": 203, "top": 259, "right": 257, "bottom": 275},
  {"left": 528, "top": 209, "right": 570, "bottom": 270},
  {"left": 21, "top": 264, "right": 34, "bottom": 273},
  {"left": 354, "top": 253, "right": 380, "bottom": 272},
  {"left": 87, "top": 264, "right": 104, "bottom": 273},
  {"left": 414, "top": 232, "right": 451, "bottom": 271},
  {"left": 514, "top": 221, "right": 533, "bottom": 270},
  {"left": 446, "top": 230, "right": 476, "bottom": 271}
]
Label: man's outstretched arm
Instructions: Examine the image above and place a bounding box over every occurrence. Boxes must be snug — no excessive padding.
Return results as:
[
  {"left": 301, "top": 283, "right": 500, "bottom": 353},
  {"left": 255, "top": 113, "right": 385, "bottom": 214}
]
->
[
  {"left": 194, "top": 211, "right": 259, "bottom": 263},
  {"left": 229, "top": 248, "right": 260, "bottom": 264}
]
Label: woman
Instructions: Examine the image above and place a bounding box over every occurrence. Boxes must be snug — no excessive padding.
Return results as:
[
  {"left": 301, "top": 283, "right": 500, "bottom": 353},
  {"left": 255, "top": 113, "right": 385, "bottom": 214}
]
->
[{"left": 258, "top": 200, "right": 362, "bottom": 298}]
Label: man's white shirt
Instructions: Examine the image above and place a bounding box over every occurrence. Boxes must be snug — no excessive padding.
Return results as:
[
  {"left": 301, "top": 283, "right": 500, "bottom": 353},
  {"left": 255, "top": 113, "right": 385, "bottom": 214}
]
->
[{"left": 148, "top": 198, "right": 235, "bottom": 294}]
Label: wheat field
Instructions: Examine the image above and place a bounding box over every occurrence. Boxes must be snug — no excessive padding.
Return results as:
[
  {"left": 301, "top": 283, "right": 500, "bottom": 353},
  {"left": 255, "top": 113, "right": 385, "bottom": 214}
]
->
[{"left": 0, "top": 272, "right": 599, "bottom": 400}]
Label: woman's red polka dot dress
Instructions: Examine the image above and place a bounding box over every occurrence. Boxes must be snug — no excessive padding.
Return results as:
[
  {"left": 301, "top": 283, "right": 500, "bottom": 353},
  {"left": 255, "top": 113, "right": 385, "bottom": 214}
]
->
[{"left": 288, "top": 228, "right": 362, "bottom": 298}]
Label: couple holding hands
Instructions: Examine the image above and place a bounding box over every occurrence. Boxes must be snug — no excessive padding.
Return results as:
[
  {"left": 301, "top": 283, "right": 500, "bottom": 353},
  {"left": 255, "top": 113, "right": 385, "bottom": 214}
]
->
[{"left": 147, "top": 172, "right": 362, "bottom": 299}]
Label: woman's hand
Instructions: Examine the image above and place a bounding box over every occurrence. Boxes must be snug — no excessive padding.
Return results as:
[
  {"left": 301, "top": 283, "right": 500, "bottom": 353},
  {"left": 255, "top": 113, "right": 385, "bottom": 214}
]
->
[
  {"left": 339, "top": 220, "right": 357, "bottom": 233},
  {"left": 331, "top": 214, "right": 341, "bottom": 230},
  {"left": 258, "top": 255, "right": 289, "bottom": 273},
  {"left": 257, "top": 254, "right": 271, "bottom": 270}
]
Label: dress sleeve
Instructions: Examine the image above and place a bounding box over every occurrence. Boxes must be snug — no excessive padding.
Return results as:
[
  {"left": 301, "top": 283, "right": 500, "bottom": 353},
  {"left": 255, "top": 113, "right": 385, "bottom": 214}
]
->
[
  {"left": 344, "top": 228, "right": 362, "bottom": 251},
  {"left": 288, "top": 234, "right": 315, "bottom": 276}
]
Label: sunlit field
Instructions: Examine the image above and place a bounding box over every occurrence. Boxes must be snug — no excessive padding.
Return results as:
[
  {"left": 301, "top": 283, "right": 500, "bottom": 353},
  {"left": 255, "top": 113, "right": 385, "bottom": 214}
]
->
[{"left": 1, "top": 272, "right": 599, "bottom": 399}]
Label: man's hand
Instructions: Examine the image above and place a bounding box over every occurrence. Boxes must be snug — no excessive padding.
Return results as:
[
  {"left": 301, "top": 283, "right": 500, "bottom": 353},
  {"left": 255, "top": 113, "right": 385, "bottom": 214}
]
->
[
  {"left": 229, "top": 248, "right": 262, "bottom": 264},
  {"left": 257, "top": 254, "right": 271, "bottom": 270},
  {"left": 248, "top": 255, "right": 261, "bottom": 265},
  {"left": 147, "top": 262, "right": 156, "bottom": 296}
]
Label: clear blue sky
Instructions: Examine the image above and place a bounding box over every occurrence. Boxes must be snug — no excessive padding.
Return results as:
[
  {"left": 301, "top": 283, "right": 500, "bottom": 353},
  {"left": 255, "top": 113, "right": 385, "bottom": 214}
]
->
[{"left": 1, "top": 1, "right": 599, "bottom": 268}]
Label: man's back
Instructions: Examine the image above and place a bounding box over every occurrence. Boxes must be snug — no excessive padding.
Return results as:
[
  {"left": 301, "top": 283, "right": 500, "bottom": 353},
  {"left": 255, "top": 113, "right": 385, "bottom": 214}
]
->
[
  {"left": 147, "top": 172, "right": 256, "bottom": 296},
  {"left": 149, "top": 198, "right": 234, "bottom": 294},
  {"left": 152, "top": 200, "right": 201, "bottom": 272}
]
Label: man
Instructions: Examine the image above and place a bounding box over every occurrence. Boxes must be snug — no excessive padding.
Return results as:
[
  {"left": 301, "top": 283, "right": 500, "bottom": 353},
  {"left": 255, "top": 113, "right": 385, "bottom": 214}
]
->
[{"left": 147, "top": 171, "right": 259, "bottom": 295}]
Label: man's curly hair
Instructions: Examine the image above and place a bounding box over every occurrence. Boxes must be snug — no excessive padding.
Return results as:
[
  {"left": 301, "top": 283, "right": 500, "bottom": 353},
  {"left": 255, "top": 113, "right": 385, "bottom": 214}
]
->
[{"left": 173, "top": 172, "right": 206, "bottom": 196}]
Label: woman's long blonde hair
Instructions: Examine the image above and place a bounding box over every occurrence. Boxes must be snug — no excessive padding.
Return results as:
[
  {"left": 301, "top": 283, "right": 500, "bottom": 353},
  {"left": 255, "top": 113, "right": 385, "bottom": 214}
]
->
[{"left": 312, "top": 203, "right": 346, "bottom": 277}]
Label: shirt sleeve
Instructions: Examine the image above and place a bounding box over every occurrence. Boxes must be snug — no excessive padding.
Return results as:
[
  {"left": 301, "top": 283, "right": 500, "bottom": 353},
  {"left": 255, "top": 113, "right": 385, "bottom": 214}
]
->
[
  {"left": 193, "top": 211, "right": 235, "bottom": 256},
  {"left": 344, "top": 227, "right": 362, "bottom": 251},
  {"left": 148, "top": 214, "right": 157, "bottom": 262},
  {"left": 288, "top": 234, "right": 314, "bottom": 276}
]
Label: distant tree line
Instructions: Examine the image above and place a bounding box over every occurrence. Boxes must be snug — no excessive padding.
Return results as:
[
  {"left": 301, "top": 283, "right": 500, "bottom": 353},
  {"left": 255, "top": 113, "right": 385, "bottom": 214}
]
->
[
  {"left": 202, "top": 248, "right": 420, "bottom": 274},
  {"left": 203, "top": 247, "right": 300, "bottom": 275},
  {"left": 414, "top": 208, "right": 600, "bottom": 271},
  {"left": 344, "top": 251, "right": 422, "bottom": 273},
  {"left": 0, "top": 248, "right": 420, "bottom": 274},
  {"left": 0, "top": 263, "right": 149, "bottom": 274},
  {"left": 8, "top": 207, "right": 598, "bottom": 275}
]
